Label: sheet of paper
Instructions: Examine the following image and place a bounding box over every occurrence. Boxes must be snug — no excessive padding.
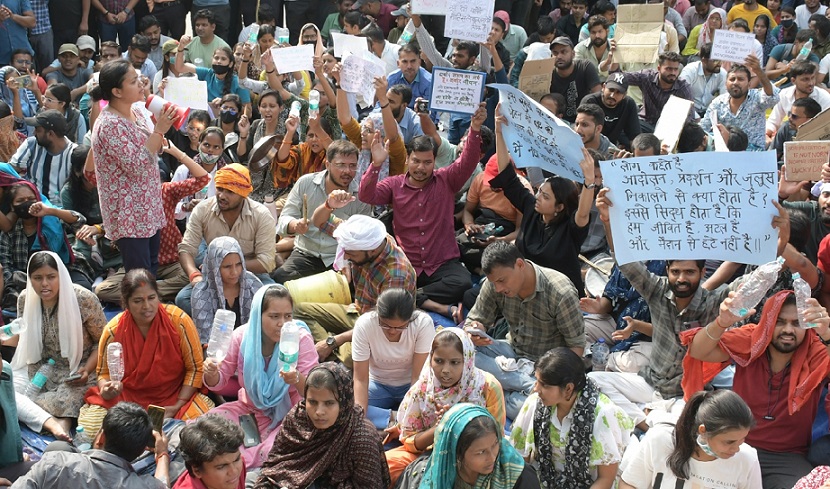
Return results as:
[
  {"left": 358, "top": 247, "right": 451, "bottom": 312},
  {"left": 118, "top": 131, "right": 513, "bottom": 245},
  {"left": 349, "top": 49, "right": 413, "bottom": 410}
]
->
[
  {"left": 411, "top": 0, "right": 446, "bottom": 15},
  {"left": 331, "top": 32, "right": 370, "bottom": 58},
  {"left": 444, "top": 0, "right": 495, "bottom": 43},
  {"left": 270, "top": 44, "right": 314, "bottom": 75},
  {"left": 599, "top": 151, "right": 779, "bottom": 265},
  {"left": 784, "top": 141, "right": 830, "bottom": 181},
  {"left": 795, "top": 107, "right": 830, "bottom": 142},
  {"left": 710, "top": 29, "right": 756, "bottom": 64},
  {"left": 613, "top": 4, "right": 663, "bottom": 64},
  {"left": 164, "top": 77, "right": 209, "bottom": 111},
  {"left": 653, "top": 95, "right": 694, "bottom": 152},
  {"left": 340, "top": 53, "right": 386, "bottom": 107},
  {"left": 710, "top": 111, "right": 729, "bottom": 152},
  {"left": 492, "top": 83, "right": 585, "bottom": 182},
  {"left": 518, "top": 58, "right": 556, "bottom": 102},
  {"left": 429, "top": 67, "right": 486, "bottom": 115}
]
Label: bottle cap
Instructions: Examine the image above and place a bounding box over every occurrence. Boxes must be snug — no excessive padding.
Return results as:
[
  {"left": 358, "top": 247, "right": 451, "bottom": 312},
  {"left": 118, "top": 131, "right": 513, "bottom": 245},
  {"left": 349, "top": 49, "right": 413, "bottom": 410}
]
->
[
  {"left": 48, "top": 358, "right": 55, "bottom": 365},
  {"left": 792, "top": 272, "right": 801, "bottom": 280}
]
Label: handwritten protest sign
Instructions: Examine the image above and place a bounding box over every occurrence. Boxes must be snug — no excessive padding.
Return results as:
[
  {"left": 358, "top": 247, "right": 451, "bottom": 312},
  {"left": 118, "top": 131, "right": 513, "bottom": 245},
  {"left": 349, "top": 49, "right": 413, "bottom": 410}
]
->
[
  {"left": 492, "top": 83, "right": 585, "bottom": 181},
  {"left": 165, "top": 77, "right": 209, "bottom": 111},
  {"left": 518, "top": 58, "right": 556, "bottom": 102},
  {"left": 784, "top": 141, "right": 830, "bottom": 181},
  {"left": 711, "top": 30, "right": 755, "bottom": 64},
  {"left": 412, "top": 0, "right": 446, "bottom": 15},
  {"left": 429, "top": 67, "right": 486, "bottom": 115},
  {"left": 444, "top": 0, "right": 494, "bottom": 43},
  {"left": 331, "top": 32, "right": 369, "bottom": 58},
  {"left": 654, "top": 95, "right": 694, "bottom": 152},
  {"left": 340, "top": 53, "right": 386, "bottom": 106},
  {"left": 599, "top": 151, "right": 779, "bottom": 266},
  {"left": 271, "top": 44, "right": 314, "bottom": 75},
  {"left": 614, "top": 4, "right": 663, "bottom": 64},
  {"left": 795, "top": 107, "right": 830, "bottom": 142}
]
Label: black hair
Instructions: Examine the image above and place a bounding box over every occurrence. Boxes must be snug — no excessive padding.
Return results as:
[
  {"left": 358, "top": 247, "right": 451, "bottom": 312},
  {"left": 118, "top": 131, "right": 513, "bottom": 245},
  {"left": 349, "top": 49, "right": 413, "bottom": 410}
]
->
[
  {"left": 593, "top": 0, "right": 616, "bottom": 14},
  {"left": 68, "top": 145, "right": 97, "bottom": 220},
  {"left": 491, "top": 16, "right": 506, "bottom": 32},
  {"left": 729, "top": 18, "right": 750, "bottom": 32},
  {"left": 305, "top": 367, "right": 339, "bottom": 397},
  {"left": 408, "top": 135, "right": 438, "bottom": 157},
  {"left": 138, "top": 15, "right": 160, "bottom": 32},
  {"left": 577, "top": 103, "right": 604, "bottom": 126},
  {"left": 658, "top": 51, "right": 682, "bottom": 64},
  {"left": 587, "top": 14, "right": 610, "bottom": 30},
  {"left": 361, "top": 22, "right": 385, "bottom": 44},
  {"left": 541, "top": 92, "right": 567, "bottom": 115},
  {"left": 376, "top": 288, "right": 415, "bottom": 321},
  {"left": 120, "top": 269, "right": 159, "bottom": 309},
  {"left": 678, "top": 122, "right": 707, "bottom": 152},
  {"left": 796, "top": 28, "right": 815, "bottom": 43},
  {"left": 212, "top": 46, "right": 235, "bottom": 97},
  {"left": 261, "top": 284, "right": 294, "bottom": 311},
  {"left": 199, "top": 126, "right": 225, "bottom": 145},
  {"left": 666, "top": 259, "right": 707, "bottom": 269},
  {"left": 669, "top": 390, "right": 754, "bottom": 479},
  {"left": 188, "top": 109, "right": 212, "bottom": 127},
  {"left": 220, "top": 93, "right": 242, "bottom": 110},
  {"left": 790, "top": 59, "right": 817, "bottom": 78},
  {"left": 258, "top": 89, "right": 283, "bottom": 107},
  {"left": 632, "top": 133, "right": 662, "bottom": 155},
  {"left": 256, "top": 3, "right": 276, "bottom": 24},
  {"left": 699, "top": 42, "right": 713, "bottom": 60},
  {"left": 537, "top": 16, "right": 556, "bottom": 37},
  {"left": 130, "top": 34, "right": 151, "bottom": 53},
  {"left": 811, "top": 14, "right": 830, "bottom": 39},
  {"left": 535, "top": 348, "right": 586, "bottom": 392},
  {"left": 456, "top": 415, "right": 501, "bottom": 464},
  {"left": 481, "top": 241, "right": 524, "bottom": 274},
  {"left": 388, "top": 83, "right": 413, "bottom": 105},
  {"left": 102, "top": 402, "right": 155, "bottom": 462},
  {"left": 11, "top": 48, "right": 33, "bottom": 60},
  {"left": 572, "top": 0, "right": 588, "bottom": 6},
  {"left": 754, "top": 14, "right": 771, "bottom": 32},
  {"left": 46, "top": 83, "right": 71, "bottom": 110},
  {"left": 327, "top": 139, "right": 359, "bottom": 163},
  {"left": 399, "top": 42, "right": 422, "bottom": 57},
  {"left": 193, "top": 8, "right": 217, "bottom": 25},
  {"left": 792, "top": 96, "right": 822, "bottom": 119},
  {"left": 98, "top": 59, "right": 133, "bottom": 101},
  {"left": 0, "top": 100, "right": 10, "bottom": 119},
  {"left": 27, "top": 251, "right": 60, "bottom": 277},
  {"left": 728, "top": 63, "right": 752, "bottom": 80},
  {"left": 432, "top": 329, "right": 464, "bottom": 355},
  {"left": 479, "top": 125, "right": 495, "bottom": 155},
  {"left": 455, "top": 41, "right": 481, "bottom": 59},
  {"left": 257, "top": 25, "right": 276, "bottom": 42},
  {"left": 725, "top": 125, "right": 748, "bottom": 151},
  {"left": 179, "top": 414, "right": 244, "bottom": 476},
  {"left": 788, "top": 209, "right": 810, "bottom": 253},
  {"left": 344, "top": 11, "right": 370, "bottom": 29}
]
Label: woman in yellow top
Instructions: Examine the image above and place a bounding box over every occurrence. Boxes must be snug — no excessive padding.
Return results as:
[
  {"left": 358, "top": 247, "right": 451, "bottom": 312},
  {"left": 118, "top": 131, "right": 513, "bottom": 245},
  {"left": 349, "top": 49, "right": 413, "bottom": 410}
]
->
[{"left": 385, "top": 327, "right": 506, "bottom": 486}]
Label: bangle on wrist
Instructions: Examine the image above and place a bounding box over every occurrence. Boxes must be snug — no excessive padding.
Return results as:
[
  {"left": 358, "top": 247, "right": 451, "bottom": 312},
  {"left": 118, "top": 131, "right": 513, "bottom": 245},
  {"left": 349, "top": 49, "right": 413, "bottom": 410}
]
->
[
  {"left": 324, "top": 199, "right": 335, "bottom": 211},
  {"left": 242, "top": 58, "right": 251, "bottom": 63},
  {"left": 704, "top": 323, "right": 721, "bottom": 341},
  {"left": 379, "top": 102, "right": 389, "bottom": 109},
  {"left": 189, "top": 271, "right": 202, "bottom": 281},
  {"left": 266, "top": 68, "right": 276, "bottom": 74},
  {"left": 103, "top": 10, "right": 110, "bottom": 15}
]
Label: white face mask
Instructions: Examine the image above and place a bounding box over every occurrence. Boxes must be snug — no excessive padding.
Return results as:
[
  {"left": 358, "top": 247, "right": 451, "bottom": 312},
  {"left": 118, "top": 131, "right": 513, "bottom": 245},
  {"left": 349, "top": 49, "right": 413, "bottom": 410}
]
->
[
  {"left": 696, "top": 434, "right": 719, "bottom": 458},
  {"left": 198, "top": 150, "right": 220, "bottom": 165}
]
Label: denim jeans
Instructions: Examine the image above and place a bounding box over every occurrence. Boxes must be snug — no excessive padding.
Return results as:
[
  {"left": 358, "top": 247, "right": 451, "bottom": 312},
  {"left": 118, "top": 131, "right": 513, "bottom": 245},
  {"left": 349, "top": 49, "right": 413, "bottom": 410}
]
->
[
  {"left": 475, "top": 340, "right": 536, "bottom": 420},
  {"left": 98, "top": 18, "right": 136, "bottom": 52},
  {"left": 366, "top": 380, "right": 410, "bottom": 429}
]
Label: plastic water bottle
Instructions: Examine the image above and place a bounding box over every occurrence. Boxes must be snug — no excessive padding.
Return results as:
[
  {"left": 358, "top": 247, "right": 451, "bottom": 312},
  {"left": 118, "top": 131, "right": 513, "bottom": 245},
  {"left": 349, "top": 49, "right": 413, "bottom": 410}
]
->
[
  {"left": 289, "top": 100, "right": 302, "bottom": 119},
  {"left": 792, "top": 273, "right": 816, "bottom": 329},
  {"left": 278, "top": 321, "right": 301, "bottom": 372},
  {"left": 278, "top": 27, "right": 290, "bottom": 45},
  {"left": 728, "top": 257, "right": 785, "bottom": 317},
  {"left": 398, "top": 22, "right": 415, "bottom": 45},
  {"left": 796, "top": 38, "right": 813, "bottom": 61},
  {"left": 591, "top": 339, "right": 609, "bottom": 372},
  {"left": 246, "top": 23, "right": 259, "bottom": 44},
  {"left": 0, "top": 318, "right": 24, "bottom": 341},
  {"left": 25, "top": 358, "right": 55, "bottom": 398},
  {"left": 264, "top": 195, "right": 279, "bottom": 222},
  {"left": 206, "top": 310, "right": 237, "bottom": 362},
  {"left": 73, "top": 426, "right": 92, "bottom": 451},
  {"left": 308, "top": 90, "right": 320, "bottom": 120},
  {"left": 106, "top": 342, "right": 124, "bottom": 382}
]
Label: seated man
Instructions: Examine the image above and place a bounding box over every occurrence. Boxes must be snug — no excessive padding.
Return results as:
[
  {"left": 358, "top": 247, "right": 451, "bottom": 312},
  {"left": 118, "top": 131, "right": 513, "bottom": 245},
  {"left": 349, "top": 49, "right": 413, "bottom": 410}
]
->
[
  {"left": 359, "top": 105, "right": 487, "bottom": 320},
  {"left": 464, "top": 242, "right": 584, "bottom": 419},
  {"left": 556, "top": 0, "right": 588, "bottom": 45},
  {"left": 581, "top": 73, "right": 641, "bottom": 149},
  {"left": 177, "top": 164, "right": 276, "bottom": 315},
  {"left": 12, "top": 402, "right": 169, "bottom": 488},
  {"left": 771, "top": 97, "right": 822, "bottom": 161},
  {"left": 679, "top": 42, "right": 727, "bottom": 118},
  {"left": 619, "top": 51, "right": 694, "bottom": 132},
  {"left": 273, "top": 140, "right": 371, "bottom": 283},
  {"left": 44, "top": 44, "right": 92, "bottom": 102},
  {"left": 765, "top": 60, "right": 830, "bottom": 140},
  {"left": 684, "top": 291, "right": 830, "bottom": 489},
  {"left": 10, "top": 110, "right": 76, "bottom": 204},
  {"left": 122, "top": 34, "right": 157, "bottom": 80}
]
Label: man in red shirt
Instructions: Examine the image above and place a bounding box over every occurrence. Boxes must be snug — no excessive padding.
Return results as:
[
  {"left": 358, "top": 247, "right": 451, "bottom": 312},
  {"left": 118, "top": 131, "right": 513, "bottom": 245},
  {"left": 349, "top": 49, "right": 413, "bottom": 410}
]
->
[{"left": 353, "top": 0, "right": 396, "bottom": 36}]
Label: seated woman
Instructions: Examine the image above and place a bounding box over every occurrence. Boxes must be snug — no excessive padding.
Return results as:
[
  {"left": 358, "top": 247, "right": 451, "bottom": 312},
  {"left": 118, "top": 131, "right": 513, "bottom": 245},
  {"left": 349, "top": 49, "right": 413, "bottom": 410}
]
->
[
  {"left": 78, "top": 269, "right": 214, "bottom": 436},
  {"left": 352, "top": 288, "right": 433, "bottom": 429},
  {"left": 209, "top": 93, "right": 244, "bottom": 163},
  {"left": 422, "top": 403, "right": 540, "bottom": 489},
  {"left": 191, "top": 236, "right": 264, "bottom": 343},
  {"left": 386, "top": 327, "right": 506, "bottom": 485},
  {"left": 37, "top": 83, "right": 86, "bottom": 143},
  {"left": 172, "top": 127, "right": 230, "bottom": 223},
  {"left": 202, "top": 285, "right": 317, "bottom": 468},
  {"left": 175, "top": 414, "right": 246, "bottom": 489},
  {"left": 255, "top": 362, "right": 391, "bottom": 489},
  {"left": 10, "top": 251, "right": 107, "bottom": 435},
  {"left": 620, "top": 390, "right": 761, "bottom": 489},
  {"left": 509, "top": 348, "right": 633, "bottom": 489},
  {"left": 162, "top": 110, "right": 211, "bottom": 182}
]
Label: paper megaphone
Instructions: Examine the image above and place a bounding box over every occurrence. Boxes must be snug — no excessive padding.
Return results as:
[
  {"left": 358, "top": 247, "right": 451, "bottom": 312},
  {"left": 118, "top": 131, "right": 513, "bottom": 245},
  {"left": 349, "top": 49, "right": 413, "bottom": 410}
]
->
[{"left": 145, "top": 94, "right": 189, "bottom": 131}]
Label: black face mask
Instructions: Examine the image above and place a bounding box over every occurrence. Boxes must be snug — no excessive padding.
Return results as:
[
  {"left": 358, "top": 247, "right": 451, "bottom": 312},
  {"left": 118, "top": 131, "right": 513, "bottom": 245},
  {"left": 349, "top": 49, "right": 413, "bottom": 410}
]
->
[
  {"left": 220, "top": 110, "right": 238, "bottom": 124},
  {"left": 13, "top": 200, "right": 35, "bottom": 219},
  {"left": 212, "top": 64, "right": 232, "bottom": 75},
  {"left": 781, "top": 19, "right": 794, "bottom": 28}
]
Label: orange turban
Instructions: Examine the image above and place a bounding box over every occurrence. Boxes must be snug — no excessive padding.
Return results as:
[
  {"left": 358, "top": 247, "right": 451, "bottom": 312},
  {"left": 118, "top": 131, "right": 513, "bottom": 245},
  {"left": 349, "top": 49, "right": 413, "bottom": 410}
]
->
[{"left": 214, "top": 164, "right": 253, "bottom": 197}]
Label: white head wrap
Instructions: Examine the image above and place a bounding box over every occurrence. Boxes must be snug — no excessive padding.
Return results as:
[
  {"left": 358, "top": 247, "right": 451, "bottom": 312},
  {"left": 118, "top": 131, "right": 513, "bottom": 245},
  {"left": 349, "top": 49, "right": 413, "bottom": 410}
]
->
[{"left": 332, "top": 215, "right": 388, "bottom": 271}]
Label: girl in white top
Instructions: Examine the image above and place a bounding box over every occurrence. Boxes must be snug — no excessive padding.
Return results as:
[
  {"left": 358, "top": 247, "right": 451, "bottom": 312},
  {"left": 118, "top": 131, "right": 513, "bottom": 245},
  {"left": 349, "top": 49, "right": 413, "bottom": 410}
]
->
[
  {"left": 352, "top": 288, "right": 434, "bottom": 429},
  {"left": 620, "top": 390, "right": 762, "bottom": 489}
]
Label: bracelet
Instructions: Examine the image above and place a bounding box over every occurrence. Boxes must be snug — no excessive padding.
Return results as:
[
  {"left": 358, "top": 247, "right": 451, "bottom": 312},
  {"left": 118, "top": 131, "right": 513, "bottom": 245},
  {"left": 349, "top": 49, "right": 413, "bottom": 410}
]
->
[
  {"left": 704, "top": 323, "right": 721, "bottom": 342},
  {"left": 189, "top": 271, "right": 202, "bottom": 281},
  {"left": 242, "top": 58, "right": 251, "bottom": 63},
  {"left": 714, "top": 316, "right": 729, "bottom": 329},
  {"left": 266, "top": 69, "right": 276, "bottom": 74},
  {"left": 94, "top": 224, "right": 104, "bottom": 234},
  {"left": 155, "top": 451, "right": 170, "bottom": 463},
  {"left": 380, "top": 102, "right": 389, "bottom": 109},
  {"left": 324, "top": 199, "right": 335, "bottom": 211},
  {"left": 103, "top": 10, "right": 110, "bottom": 15}
]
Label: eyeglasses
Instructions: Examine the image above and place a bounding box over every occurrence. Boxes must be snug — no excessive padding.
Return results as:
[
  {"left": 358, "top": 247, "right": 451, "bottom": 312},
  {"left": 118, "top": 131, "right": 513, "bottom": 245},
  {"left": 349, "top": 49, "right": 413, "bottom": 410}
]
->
[
  {"left": 379, "top": 319, "right": 412, "bottom": 331},
  {"left": 332, "top": 163, "right": 358, "bottom": 171},
  {"left": 43, "top": 96, "right": 56, "bottom": 104}
]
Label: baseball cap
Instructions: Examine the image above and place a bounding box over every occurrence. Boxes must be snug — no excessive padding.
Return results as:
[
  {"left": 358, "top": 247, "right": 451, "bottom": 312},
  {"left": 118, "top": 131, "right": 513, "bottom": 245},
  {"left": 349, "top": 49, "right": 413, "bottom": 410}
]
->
[
  {"left": 58, "top": 44, "right": 80, "bottom": 56},
  {"left": 605, "top": 72, "right": 628, "bottom": 93},
  {"left": 550, "top": 36, "right": 574, "bottom": 48},
  {"left": 352, "top": 0, "right": 376, "bottom": 8},
  {"left": 162, "top": 39, "right": 180, "bottom": 56},
  {"left": 24, "top": 110, "right": 67, "bottom": 136},
  {"left": 76, "top": 35, "right": 96, "bottom": 52},
  {"left": 391, "top": 4, "right": 410, "bottom": 17}
]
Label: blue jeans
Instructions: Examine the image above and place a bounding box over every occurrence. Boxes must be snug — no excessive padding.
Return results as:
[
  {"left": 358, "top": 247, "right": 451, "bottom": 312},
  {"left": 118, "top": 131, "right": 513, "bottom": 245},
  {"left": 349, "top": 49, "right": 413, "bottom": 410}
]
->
[
  {"left": 475, "top": 340, "right": 536, "bottom": 420},
  {"left": 98, "top": 18, "right": 136, "bottom": 52},
  {"left": 175, "top": 272, "right": 275, "bottom": 316},
  {"left": 366, "top": 380, "right": 410, "bottom": 429}
]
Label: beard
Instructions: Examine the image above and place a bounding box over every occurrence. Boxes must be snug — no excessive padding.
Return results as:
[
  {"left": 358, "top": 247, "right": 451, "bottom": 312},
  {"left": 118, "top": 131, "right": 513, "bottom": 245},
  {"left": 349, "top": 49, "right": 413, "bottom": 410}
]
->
[
  {"left": 670, "top": 280, "right": 697, "bottom": 298},
  {"left": 592, "top": 37, "right": 606, "bottom": 47}
]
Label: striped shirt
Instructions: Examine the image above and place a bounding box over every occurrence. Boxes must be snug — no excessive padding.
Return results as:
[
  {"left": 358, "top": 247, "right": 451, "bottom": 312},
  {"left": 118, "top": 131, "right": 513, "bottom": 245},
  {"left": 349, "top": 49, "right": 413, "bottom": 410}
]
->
[{"left": 9, "top": 137, "right": 76, "bottom": 204}]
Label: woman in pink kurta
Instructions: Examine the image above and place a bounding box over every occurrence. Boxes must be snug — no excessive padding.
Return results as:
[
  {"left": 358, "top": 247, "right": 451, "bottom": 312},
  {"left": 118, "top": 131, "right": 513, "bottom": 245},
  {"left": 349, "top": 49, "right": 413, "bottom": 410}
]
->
[
  {"left": 202, "top": 285, "right": 318, "bottom": 468},
  {"left": 90, "top": 59, "right": 177, "bottom": 275}
]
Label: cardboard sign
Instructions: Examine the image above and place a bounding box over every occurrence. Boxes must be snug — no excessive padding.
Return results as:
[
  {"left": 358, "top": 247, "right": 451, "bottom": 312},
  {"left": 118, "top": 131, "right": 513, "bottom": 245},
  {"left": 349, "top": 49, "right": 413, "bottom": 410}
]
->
[
  {"left": 614, "top": 3, "right": 663, "bottom": 64},
  {"left": 270, "top": 44, "right": 314, "bottom": 75},
  {"left": 795, "top": 107, "right": 830, "bottom": 142},
  {"left": 444, "top": 0, "right": 495, "bottom": 43},
  {"left": 653, "top": 95, "right": 694, "bottom": 153},
  {"left": 429, "top": 67, "right": 486, "bottom": 115},
  {"left": 518, "top": 58, "right": 556, "bottom": 102},
  {"left": 784, "top": 141, "right": 830, "bottom": 181},
  {"left": 710, "top": 29, "right": 756, "bottom": 64}
]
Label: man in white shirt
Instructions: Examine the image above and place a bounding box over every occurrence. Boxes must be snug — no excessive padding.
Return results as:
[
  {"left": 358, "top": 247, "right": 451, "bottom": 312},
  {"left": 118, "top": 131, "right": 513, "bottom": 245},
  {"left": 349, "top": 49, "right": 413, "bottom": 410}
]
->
[
  {"left": 765, "top": 60, "right": 830, "bottom": 139},
  {"left": 362, "top": 22, "right": 400, "bottom": 75},
  {"left": 679, "top": 42, "right": 727, "bottom": 117},
  {"left": 796, "top": 0, "right": 827, "bottom": 29}
]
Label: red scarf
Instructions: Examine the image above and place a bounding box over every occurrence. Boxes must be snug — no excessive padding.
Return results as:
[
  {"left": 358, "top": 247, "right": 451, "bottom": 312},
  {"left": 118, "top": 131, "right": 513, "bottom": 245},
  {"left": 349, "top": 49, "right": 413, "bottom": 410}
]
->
[
  {"left": 86, "top": 304, "right": 189, "bottom": 416},
  {"left": 173, "top": 460, "right": 247, "bottom": 489},
  {"left": 680, "top": 290, "right": 830, "bottom": 414}
]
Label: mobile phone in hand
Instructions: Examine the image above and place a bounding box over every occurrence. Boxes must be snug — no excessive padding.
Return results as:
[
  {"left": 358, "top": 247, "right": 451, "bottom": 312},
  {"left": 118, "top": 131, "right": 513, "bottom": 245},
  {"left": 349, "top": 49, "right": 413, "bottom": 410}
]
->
[{"left": 148, "top": 405, "right": 165, "bottom": 433}]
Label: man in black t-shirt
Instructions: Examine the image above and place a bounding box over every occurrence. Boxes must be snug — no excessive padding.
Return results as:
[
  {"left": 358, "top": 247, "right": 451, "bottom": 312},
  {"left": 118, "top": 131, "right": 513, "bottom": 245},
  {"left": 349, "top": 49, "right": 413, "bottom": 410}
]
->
[
  {"left": 49, "top": 0, "right": 87, "bottom": 52},
  {"left": 549, "top": 36, "right": 601, "bottom": 123},
  {"left": 581, "top": 72, "right": 641, "bottom": 149}
]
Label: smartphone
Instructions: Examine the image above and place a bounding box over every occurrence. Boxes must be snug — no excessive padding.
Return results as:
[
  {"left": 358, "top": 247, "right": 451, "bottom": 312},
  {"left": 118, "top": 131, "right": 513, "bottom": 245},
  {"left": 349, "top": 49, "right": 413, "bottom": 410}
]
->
[
  {"left": 148, "top": 404, "right": 165, "bottom": 433},
  {"left": 64, "top": 372, "right": 82, "bottom": 383},
  {"left": 467, "top": 328, "right": 493, "bottom": 341},
  {"left": 239, "top": 413, "right": 261, "bottom": 448},
  {"left": 415, "top": 99, "right": 429, "bottom": 114},
  {"left": 16, "top": 75, "right": 31, "bottom": 88}
]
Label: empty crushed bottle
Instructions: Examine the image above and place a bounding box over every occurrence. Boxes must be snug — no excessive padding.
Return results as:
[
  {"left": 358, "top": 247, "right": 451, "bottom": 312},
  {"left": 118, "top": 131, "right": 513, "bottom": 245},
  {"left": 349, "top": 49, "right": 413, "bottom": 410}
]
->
[
  {"left": 728, "top": 257, "right": 785, "bottom": 317},
  {"left": 25, "top": 358, "right": 55, "bottom": 398},
  {"left": 792, "top": 273, "right": 816, "bottom": 329},
  {"left": 591, "top": 338, "right": 610, "bottom": 372},
  {"left": 207, "top": 309, "right": 237, "bottom": 362},
  {"left": 107, "top": 342, "right": 125, "bottom": 382}
]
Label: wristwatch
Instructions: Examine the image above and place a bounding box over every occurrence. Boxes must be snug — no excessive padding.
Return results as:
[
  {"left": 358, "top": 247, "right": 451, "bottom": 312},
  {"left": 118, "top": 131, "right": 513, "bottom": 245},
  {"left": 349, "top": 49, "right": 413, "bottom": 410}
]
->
[
  {"left": 819, "top": 332, "right": 830, "bottom": 347},
  {"left": 584, "top": 182, "right": 597, "bottom": 189},
  {"left": 326, "top": 335, "right": 339, "bottom": 351},
  {"left": 123, "top": 6, "right": 132, "bottom": 13}
]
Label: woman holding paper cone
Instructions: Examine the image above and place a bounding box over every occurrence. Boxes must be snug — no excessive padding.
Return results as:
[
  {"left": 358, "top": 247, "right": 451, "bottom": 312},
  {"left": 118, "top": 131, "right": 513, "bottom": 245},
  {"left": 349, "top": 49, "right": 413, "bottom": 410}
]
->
[
  {"left": 175, "top": 37, "right": 252, "bottom": 116},
  {"left": 489, "top": 104, "right": 595, "bottom": 297}
]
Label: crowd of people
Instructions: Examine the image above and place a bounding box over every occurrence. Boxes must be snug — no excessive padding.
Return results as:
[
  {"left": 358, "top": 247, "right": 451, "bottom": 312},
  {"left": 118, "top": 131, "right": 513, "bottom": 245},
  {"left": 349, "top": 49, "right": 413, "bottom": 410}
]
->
[{"left": 1, "top": 0, "right": 830, "bottom": 487}]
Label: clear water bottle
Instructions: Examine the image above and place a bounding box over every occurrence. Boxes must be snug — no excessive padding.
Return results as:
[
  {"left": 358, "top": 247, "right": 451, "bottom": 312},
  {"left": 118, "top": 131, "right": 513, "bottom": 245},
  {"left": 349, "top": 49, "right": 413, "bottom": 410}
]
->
[
  {"left": 206, "top": 309, "right": 237, "bottom": 362},
  {"left": 792, "top": 273, "right": 816, "bottom": 329},
  {"left": 107, "top": 342, "right": 125, "bottom": 382},
  {"left": 247, "top": 23, "right": 259, "bottom": 44},
  {"left": 264, "top": 195, "right": 279, "bottom": 222},
  {"left": 591, "top": 339, "right": 609, "bottom": 372},
  {"left": 289, "top": 100, "right": 302, "bottom": 119},
  {"left": 398, "top": 21, "right": 415, "bottom": 45},
  {"left": 796, "top": 38, "right": 813, "bottom": 61},
  {"left": 278, "top": 320, "right": 301, "bottom": 372},
  {"left": 25, "top": 358, "right": 55, "bottom": 398},
  {"left": 308, "top": 90, "right": 320, "bottom": 120},
  {"left": 73, "top": 426, "right": 92, "bottom": 451},
  {"left": 278, "top": 27, "right": 290, "bottom": 45},
  {"left": 728, "top": 257, "right": 785, "bottom": 317},
  {"left": 0, "top": 318, "right": 24, "bottom": 341}
]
